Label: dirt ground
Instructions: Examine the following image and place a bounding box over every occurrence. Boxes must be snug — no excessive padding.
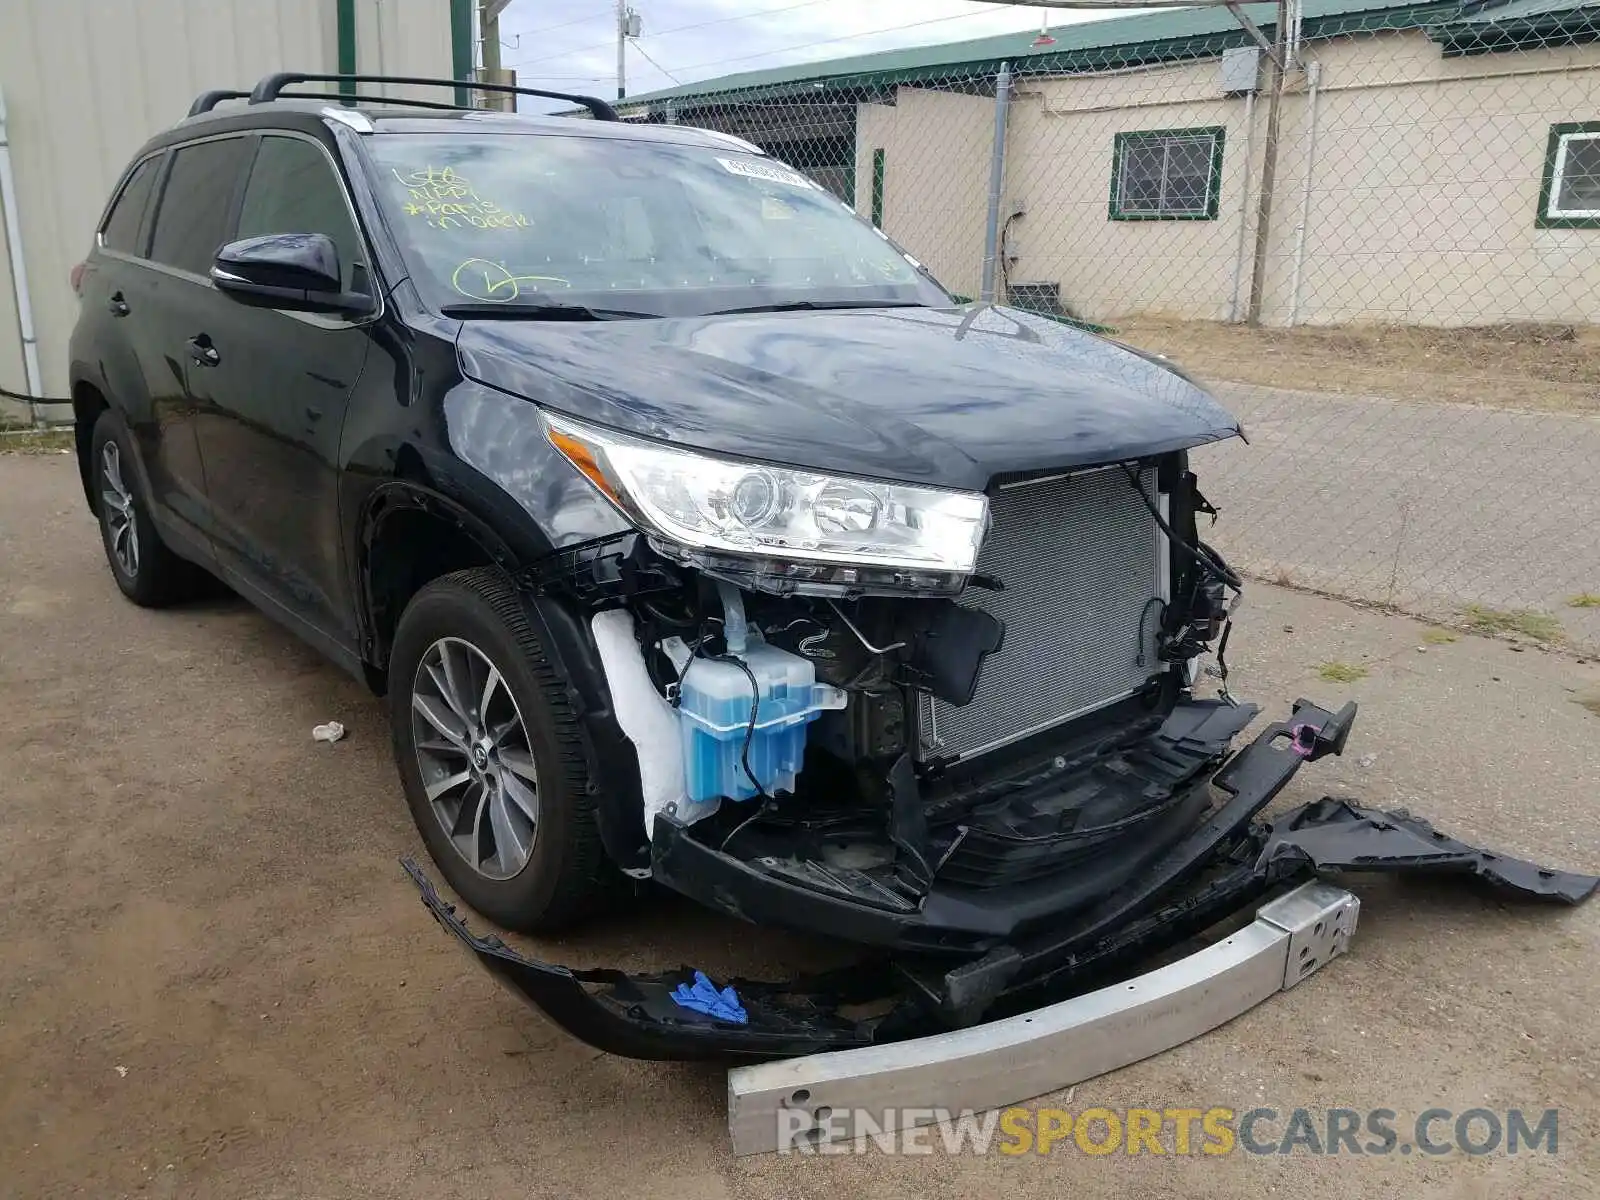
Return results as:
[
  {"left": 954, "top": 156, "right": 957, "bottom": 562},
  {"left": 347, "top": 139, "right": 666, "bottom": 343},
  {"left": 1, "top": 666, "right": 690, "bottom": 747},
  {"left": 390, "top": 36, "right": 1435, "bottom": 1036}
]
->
[
  {"left": 2, "top": 451, "right": 1598, "bottom": 1199},
  {"left": 1112, "top": 317, "right": 1600, "bottom": 414}
]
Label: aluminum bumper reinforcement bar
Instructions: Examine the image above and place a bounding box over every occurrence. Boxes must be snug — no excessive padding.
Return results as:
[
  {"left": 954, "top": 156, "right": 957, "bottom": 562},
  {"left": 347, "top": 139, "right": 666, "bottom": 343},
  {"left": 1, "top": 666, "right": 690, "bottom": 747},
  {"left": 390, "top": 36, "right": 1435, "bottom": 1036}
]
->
[{"left": 727, "top": 880, "right": 1358, "bottom": 1155}]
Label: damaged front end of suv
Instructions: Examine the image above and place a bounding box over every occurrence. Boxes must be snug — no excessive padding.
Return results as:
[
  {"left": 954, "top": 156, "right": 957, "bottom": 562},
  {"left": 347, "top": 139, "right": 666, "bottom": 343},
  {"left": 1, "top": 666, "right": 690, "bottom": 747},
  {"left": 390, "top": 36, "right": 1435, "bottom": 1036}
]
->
[{"left": 407, "top": 304, "right": 1595, "bottom": 1062}]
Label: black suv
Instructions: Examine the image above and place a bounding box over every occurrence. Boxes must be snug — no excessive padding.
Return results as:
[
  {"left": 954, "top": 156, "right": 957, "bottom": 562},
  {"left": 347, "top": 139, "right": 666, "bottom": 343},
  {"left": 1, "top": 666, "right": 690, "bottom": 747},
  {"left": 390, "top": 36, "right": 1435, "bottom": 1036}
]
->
[{"left": 70, "top": 74, "right": 1356, "bottom": 1052}]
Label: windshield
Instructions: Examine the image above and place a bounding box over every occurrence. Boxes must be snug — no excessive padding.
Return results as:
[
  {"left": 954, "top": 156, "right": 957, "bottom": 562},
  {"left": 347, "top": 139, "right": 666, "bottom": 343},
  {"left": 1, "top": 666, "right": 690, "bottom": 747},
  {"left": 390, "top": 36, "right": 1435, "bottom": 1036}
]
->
[{"left": 361, "top": 131, "right": 949, "bottom": 317}]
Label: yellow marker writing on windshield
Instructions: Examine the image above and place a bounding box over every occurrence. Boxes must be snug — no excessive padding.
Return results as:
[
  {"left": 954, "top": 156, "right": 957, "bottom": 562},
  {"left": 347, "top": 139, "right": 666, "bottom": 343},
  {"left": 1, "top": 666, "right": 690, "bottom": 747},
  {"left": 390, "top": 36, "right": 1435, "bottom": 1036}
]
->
[
  {"left": 392, "top": 166, "right": 530, "bottom": 231},
  {"left": 451, "top": 258, "right": 571, "bottom": 303}
]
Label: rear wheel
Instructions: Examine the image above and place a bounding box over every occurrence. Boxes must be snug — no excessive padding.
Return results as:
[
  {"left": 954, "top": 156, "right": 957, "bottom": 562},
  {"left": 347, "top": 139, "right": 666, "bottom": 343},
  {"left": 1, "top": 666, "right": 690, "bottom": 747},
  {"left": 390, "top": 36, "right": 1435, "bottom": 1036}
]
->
[
  {"left": 90, "top": 409, "right": 204, "bottom": 607},
  {"left": 389, "top": 568, "right": 610, "bottom": 931}
]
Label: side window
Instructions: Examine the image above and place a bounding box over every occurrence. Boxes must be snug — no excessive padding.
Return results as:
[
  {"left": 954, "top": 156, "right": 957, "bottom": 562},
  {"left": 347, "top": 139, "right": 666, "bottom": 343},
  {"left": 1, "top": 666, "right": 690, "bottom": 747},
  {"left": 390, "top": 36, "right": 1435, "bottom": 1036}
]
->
[
  {"left": 100, "top": 157, "right": 161, "bottom": 255},
  {"left": 149, "top": 138, "right": 252, "bottom": 275},
  {"left": 235, "top": 136, "right": 365, "bottom": 291}
]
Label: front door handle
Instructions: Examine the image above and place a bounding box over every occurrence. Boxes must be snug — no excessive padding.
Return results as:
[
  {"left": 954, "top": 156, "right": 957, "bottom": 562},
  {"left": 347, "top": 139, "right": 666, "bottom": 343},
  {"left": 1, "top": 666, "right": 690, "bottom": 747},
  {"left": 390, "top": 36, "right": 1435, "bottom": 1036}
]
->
[
  {"left": 185, "top": 335, "right": 219, "bottom": 367},
  {"left": 107, "top": 292, "right": 130, "bottom": 317}
]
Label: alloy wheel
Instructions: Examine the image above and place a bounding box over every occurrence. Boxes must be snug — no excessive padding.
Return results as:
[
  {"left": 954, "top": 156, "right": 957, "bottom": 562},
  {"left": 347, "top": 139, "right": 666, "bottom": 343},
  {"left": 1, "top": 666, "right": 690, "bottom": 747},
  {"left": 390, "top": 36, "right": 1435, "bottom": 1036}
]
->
[
  {"left": 410, "top": 636, "right": 540, "bottom": 880},
  {"left": 100, "top": 441, "right": 140, "bottom": 578}
]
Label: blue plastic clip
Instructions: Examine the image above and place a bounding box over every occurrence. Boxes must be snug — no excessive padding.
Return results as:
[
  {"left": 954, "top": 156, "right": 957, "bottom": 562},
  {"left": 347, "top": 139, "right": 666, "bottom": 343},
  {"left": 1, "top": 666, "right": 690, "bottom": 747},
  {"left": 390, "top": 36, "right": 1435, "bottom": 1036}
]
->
[{"left": 669, "top": 970, "right": 748, "bottom": 1024}]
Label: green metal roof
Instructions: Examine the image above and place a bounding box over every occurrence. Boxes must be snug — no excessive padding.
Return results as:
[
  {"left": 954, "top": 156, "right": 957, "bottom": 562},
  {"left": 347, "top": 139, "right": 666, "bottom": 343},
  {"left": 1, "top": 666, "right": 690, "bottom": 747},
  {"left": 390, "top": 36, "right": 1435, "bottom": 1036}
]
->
[
  {"left": 1431, "top": 0, "right": 1599, "bottom": 52},
  {"left": 622, "top": 0, "right": 1463, "bottom": 109},
  {"left": 1453, "top": 0, "right": 1595, "bottom": 22}
]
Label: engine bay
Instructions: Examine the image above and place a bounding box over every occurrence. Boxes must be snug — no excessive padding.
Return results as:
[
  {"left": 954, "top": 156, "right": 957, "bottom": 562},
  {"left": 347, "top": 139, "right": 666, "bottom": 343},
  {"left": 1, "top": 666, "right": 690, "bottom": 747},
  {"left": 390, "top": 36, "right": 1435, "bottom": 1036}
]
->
[{"left": 532, "top": 454, "right": 1242, "bottom": 910}]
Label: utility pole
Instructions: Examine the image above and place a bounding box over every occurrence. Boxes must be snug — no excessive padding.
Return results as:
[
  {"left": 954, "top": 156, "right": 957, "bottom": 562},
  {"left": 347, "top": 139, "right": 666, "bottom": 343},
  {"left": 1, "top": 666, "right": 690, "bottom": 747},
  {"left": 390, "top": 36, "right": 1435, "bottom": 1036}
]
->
[
  {"left": 1245, "top": 0, "right": 1290, "bottom": 325},
  {"left": 480, "top": 0, "right": 501, "bottom": 105},
  {"left": 478, "top": 0, "right": 514, "bottom": 110},
  {"left": 615, "top": 2, "right": 641, "bottom": 101},
  {"left": 616, "top": 0, "right": 627, "bottom": 101}
]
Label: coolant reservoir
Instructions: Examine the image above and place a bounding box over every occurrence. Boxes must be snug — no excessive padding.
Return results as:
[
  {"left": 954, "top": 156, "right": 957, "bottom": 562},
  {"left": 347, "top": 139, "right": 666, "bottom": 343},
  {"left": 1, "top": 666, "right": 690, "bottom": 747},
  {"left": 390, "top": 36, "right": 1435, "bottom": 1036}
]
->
[{"left": 665, "top": 638, "right": 846, "bottom": 804}]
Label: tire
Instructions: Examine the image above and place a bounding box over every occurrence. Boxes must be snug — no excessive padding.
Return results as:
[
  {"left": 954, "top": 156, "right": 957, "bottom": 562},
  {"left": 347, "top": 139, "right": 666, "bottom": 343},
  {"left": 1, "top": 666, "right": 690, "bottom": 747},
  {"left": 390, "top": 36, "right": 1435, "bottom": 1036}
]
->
[
  {"left": 389, "top": 567, "right": 610, "bottom": 932},
  {"left": 90, "top": 408, "right": 205, "bottom": 607}
]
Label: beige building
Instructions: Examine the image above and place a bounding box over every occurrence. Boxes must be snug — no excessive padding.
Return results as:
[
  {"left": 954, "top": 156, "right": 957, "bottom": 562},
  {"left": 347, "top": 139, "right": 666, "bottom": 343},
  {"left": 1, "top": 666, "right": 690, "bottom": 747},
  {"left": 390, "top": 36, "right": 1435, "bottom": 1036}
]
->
[
  {"left": 0, "top": 0, "right": 465, "bottom": 422},
  {"left": 627, "top": 0, "right": 1600, "bottom": 331}
]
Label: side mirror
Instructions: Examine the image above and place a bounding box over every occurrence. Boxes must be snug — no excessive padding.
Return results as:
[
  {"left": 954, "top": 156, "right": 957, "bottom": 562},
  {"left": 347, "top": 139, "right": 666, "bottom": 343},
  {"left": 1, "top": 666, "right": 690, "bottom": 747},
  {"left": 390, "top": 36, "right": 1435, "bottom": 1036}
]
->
[{"left": 211, "top": 233, "right": 371, "bottom": 315}]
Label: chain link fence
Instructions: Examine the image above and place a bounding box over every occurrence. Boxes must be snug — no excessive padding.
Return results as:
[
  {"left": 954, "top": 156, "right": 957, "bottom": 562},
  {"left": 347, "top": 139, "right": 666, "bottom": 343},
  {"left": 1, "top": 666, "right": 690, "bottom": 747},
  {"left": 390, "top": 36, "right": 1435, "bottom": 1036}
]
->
[{"left": 621, "top": 0, "right": 1600, "bottom": 651}]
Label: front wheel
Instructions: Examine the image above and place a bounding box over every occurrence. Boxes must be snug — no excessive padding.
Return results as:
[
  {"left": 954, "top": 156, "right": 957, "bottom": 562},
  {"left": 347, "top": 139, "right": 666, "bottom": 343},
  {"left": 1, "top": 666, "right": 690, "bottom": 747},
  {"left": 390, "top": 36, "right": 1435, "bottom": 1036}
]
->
[{"left": 388, "top": 568, "right": 611, "bottom": 932}]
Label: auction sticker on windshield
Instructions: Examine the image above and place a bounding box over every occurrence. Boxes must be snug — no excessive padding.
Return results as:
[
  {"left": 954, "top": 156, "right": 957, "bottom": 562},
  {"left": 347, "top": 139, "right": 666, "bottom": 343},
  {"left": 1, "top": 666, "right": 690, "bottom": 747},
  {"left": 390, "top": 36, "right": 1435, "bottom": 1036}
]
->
[{"left": 716, "top": 156, "right": 817, "bottom": 189}]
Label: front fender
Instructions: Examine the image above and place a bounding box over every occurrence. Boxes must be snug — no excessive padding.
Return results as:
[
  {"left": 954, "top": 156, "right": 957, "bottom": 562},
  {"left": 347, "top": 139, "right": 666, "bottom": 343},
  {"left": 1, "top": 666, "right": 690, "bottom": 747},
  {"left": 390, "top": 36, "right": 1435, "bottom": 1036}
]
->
[{"left": 355, "top": 480, "right": 651, "bottom": 872}]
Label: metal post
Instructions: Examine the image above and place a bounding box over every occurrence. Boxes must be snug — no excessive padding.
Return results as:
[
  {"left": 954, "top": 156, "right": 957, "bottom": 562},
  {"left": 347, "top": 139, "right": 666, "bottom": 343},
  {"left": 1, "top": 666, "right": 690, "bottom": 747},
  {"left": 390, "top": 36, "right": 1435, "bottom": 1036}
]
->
[
  {"left": 616, "top": 0, "right": 628, "bottom": 101},
  {"left": 979, "top": 62, "right": 1013, "bottom": 305},
  {"left": 1287, "top": 59, "right": 1323, "bottom": 326},
  {"left": 0, "top": 87, "right": 45, "bottom": 426},
  {"left": 1245, "top": 0, "right": 1288, "bottom": 326},
  {"left": 1226, "top": 86, "right": 1258, "bottom": 322},
  {"left": 450, "top": 0, "right": 473, "bottom": 108},
  {"left": 479, "top": 0, "right": 500, "bottom": 110}
]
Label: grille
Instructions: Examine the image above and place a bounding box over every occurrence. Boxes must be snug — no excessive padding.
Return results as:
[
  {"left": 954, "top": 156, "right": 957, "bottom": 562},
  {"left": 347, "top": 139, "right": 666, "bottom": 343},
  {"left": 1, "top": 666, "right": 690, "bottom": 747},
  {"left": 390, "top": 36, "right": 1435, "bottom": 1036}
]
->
[{"left": 918, "top": 466, "right": 1165, "bottom": 762}]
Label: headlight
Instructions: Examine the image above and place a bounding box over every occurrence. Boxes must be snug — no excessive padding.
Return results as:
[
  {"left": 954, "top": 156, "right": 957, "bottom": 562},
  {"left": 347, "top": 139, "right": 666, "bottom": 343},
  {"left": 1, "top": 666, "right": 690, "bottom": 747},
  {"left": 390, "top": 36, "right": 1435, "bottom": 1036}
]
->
[{"left": 544, "top": 411, "right": 988, "bottom": 582}]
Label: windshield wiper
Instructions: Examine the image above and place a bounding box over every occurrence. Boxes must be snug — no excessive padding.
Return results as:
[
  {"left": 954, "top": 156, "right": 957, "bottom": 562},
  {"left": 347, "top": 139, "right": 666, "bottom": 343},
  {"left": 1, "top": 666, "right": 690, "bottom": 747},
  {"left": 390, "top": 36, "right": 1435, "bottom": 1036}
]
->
[
  {"left": 440, "top": 301, "right": 658, "bottom": 321},
  {"left": 704, "top": 299, "right": 931, "bottom": 316}
]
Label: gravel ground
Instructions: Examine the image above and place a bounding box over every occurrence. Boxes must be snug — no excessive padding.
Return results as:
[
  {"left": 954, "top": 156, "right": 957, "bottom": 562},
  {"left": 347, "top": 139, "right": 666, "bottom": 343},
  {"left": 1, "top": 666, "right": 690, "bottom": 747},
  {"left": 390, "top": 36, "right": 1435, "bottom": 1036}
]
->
[{"left": 2, "top": 452, "right": 1597, "bottom": 1198}]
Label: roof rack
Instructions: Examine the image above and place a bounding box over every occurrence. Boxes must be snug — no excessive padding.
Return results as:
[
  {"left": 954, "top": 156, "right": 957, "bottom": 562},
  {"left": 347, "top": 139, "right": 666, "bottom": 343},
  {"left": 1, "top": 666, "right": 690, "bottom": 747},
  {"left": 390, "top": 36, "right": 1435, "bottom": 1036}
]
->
[
  {"left": 188, "top": 88, "right": 485, "bottom": 118},
  {"left": 245, "top": 73, "right": 620, "bottom": 121}
]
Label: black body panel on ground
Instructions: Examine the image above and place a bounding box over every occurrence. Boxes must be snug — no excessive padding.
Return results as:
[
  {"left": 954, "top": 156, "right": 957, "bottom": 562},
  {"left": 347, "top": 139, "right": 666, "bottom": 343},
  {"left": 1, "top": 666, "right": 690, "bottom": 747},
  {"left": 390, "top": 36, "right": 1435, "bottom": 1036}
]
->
[{"left": 405, "top": 773, "right": 1598, "bottom": 1061}]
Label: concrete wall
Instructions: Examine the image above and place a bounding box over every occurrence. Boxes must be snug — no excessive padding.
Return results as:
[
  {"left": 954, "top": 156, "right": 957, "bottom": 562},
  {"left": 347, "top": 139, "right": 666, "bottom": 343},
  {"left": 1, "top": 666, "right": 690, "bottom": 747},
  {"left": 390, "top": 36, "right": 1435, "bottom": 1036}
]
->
[
  {"left": 856, "top": 31, "right": 1600, "bottom": 328},
  {"left": 1009, "top": 59, "right": 1253, "bottom": 323},
  {"left": 856, "top": 89, "right": 995, "bottom": 302},
  {"left": 0, "top": 0, "right": 453, "bottom": 412},
  {"left": 1260, "top": 34, "right": 1600, "bottom": 326},
  {"left": 355, "top": 0, "right": 456, "bottom": 101}
]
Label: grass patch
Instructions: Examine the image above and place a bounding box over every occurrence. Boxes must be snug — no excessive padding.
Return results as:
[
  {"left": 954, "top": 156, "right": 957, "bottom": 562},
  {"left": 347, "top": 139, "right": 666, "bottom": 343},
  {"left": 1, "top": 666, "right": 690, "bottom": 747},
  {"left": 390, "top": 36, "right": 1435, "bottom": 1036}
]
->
[
  {"left": 1421, "top": 628, "right": 1458, "bottom": 645},
  {"left": 1460, "top": 604, "right": 1564, "bottom": 644},
  {"left": 1567, "top": 593, "right": 1600, "bottom": 609},
  {"left": 1576, "top": 697, "right": 1600, "bottom": 719},
  {"left": 0, "top": 429, "right": 75, "bottom": 454},
  {"left": 1318, "top": 661, "right": 1369, "bottom": 683}
]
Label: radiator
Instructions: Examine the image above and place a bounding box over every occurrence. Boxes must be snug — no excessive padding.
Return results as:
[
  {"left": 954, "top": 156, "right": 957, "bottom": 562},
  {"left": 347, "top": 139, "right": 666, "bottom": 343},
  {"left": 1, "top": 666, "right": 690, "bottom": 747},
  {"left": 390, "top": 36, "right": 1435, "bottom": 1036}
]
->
[{"left": 918, "top": 465, "right": 1166, "bottom": 762}]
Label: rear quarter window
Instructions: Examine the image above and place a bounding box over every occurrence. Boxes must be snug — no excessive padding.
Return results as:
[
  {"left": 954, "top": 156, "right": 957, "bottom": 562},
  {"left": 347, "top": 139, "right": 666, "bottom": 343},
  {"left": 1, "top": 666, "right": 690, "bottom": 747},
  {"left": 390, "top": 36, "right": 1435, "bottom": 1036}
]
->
[
  {"left": 100, "top": 156, "right": 161, "bottom": 255},
  {"left": 148, "top": 137, "right": 252, "bottom": 275}
]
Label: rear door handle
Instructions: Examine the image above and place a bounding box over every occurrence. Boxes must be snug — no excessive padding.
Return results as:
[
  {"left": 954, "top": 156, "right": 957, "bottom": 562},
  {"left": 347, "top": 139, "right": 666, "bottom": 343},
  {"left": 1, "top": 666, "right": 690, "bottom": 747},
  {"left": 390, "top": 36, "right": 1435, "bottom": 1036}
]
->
[
  {"left": 107, "top": 293, "right": 130, "bottom": 317},
  {"left": 185, "top": 335, "right": 219, "bottom": 367}
]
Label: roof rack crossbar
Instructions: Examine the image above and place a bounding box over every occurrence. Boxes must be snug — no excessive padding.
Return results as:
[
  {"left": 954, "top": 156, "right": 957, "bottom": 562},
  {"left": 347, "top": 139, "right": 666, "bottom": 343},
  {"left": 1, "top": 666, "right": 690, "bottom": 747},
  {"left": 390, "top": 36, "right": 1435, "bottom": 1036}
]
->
[
  {"left": 191, "top": 88, "right": 486, "bottom": 117},
  {"left": 247, "top": 73, "right": 620, "bottom": 121}
]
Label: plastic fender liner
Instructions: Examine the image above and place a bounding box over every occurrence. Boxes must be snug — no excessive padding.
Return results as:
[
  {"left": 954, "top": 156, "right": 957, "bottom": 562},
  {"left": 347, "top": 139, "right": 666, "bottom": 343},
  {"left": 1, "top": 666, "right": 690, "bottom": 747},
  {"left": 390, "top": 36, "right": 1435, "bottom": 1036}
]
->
[
  {"left": 402, "top": 860, "right": 882, "bottom": 1061},
  {"left": 1259, "top": 797, "right": 1600, "bottom": 904},
  {"left": 930, "top": 696, "right": 1359, "bottom": 1022}
]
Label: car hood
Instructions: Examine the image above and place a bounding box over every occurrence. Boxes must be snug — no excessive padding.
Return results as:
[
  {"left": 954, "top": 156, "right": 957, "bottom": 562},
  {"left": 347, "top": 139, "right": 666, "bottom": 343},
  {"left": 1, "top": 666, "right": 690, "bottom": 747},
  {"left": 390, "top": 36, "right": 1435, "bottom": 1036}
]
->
[{"left": 455, "top": 304, "right": 1240, "bottom": 492}]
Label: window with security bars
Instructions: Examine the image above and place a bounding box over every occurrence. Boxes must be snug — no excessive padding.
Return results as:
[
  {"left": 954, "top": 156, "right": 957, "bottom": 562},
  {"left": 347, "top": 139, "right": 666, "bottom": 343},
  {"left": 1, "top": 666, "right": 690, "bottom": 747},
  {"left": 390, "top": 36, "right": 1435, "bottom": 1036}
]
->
[
  {"left": 1109, "top": 127, "right": 1225, "bottom": 221},
  {"left": 1539, "top": 123, "right": 1600, "bottom": 228}
]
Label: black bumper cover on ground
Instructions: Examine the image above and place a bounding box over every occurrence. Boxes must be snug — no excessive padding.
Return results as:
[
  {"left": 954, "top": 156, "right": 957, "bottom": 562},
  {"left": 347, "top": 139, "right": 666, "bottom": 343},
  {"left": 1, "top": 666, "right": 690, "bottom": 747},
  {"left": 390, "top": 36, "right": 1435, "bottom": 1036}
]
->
[{"left": 404, "top": 699, "right": 1598, "bottom": 1062}]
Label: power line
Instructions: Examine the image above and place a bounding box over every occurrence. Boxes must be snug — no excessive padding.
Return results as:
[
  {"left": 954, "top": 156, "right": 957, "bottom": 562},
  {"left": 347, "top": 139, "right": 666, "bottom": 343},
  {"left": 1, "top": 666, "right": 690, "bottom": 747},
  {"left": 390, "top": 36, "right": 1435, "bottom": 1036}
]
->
[
  {"left": 506, "top": 0, "right": 849, "bottom": 70},
  {"left": 655, "top": 7, "right": 1019, "bottom": 77},
  {"left": 965, "top": 0, "right": 1239, "bottom": 7},
  {"left": 515, "top": 4, "right": 616, "bottom": 39},
  {"left": 632, "top": 0, "right": 842, "bottom": 42},
  {"left": 629, "top": 40, "right": 683, "bottom": 85}
]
